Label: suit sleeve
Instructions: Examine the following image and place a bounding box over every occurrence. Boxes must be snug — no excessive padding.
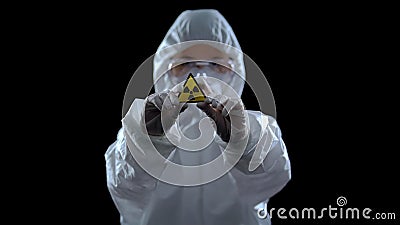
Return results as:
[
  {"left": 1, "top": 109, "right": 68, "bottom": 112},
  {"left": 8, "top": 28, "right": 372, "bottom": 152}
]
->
[
  {"left": 232, "top": 114, "right": 291, "bottom": 207},
  {"left": 105, "top": 99, "right": 176, "bottom": 225}
]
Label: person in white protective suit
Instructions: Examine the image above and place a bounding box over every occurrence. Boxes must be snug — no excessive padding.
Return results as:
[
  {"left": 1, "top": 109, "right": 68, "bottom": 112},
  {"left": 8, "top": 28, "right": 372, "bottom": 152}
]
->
[{"left": 105, "top": 9, "right": 291, "bottom": 225}]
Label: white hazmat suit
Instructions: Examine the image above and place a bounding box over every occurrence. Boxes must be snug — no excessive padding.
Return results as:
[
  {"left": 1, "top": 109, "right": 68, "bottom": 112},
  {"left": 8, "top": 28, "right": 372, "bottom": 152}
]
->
[{"left": 106, "top": 9, "right": 291, "bottom": 225}]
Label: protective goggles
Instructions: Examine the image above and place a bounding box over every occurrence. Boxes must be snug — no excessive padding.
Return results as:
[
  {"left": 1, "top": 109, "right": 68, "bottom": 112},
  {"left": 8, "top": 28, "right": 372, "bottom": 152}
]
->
[{"left": 167, "top": 60, "right": 235, "bottom": 81}]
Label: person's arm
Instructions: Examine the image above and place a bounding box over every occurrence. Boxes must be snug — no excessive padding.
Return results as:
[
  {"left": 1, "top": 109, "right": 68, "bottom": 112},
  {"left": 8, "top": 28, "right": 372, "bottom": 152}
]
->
[
  {"left": 105, "top": 129, "right": 156, "bottom": 225},
  {"left": 105, "top": 98, "right": 178, "bottom": 225},
  {"left": 232, "top": 114, "right": 291, "bottom": 207}
]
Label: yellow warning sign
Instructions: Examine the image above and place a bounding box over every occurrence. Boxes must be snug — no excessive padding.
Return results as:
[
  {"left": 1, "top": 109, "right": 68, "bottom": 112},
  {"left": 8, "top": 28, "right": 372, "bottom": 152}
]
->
[{"left": 178, "top": 73, "right": 207, "bottom": 103}]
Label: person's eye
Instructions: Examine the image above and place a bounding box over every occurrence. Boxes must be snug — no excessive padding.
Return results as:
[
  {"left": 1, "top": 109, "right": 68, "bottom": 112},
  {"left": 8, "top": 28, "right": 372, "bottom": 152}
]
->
[
  {"left": 171, "top": 62, "right": 192, "bottom": 77},
  {"left": 215, "top": 65, "right": 230, "bottom": 74}
]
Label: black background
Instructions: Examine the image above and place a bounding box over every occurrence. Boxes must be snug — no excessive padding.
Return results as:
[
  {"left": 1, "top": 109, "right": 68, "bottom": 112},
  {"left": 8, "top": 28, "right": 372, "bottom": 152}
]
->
[{"left": 47, "top": 2, "right": 398, "bottom": 225}]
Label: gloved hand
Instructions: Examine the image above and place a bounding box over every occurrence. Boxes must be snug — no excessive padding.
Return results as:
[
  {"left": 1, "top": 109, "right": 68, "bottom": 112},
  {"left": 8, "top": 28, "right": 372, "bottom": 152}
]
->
[
  {"left": 145, "top": 91, "right": 188, "bottom": 136},
  {"left": 197, "top": 98, "right": 246, "bottom": 142}
]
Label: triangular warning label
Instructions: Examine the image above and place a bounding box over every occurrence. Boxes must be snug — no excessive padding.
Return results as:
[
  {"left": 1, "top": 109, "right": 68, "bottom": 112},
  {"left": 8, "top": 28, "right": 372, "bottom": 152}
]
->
[{"left": 178, "top": 73, "right": 207, "bottom": 103}]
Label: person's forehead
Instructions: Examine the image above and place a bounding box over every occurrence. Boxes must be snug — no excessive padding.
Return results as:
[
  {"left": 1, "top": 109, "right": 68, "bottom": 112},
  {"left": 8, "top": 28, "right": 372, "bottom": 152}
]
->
[{"left": 174, "top": 44, "right": 229, "bottom": 60}]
